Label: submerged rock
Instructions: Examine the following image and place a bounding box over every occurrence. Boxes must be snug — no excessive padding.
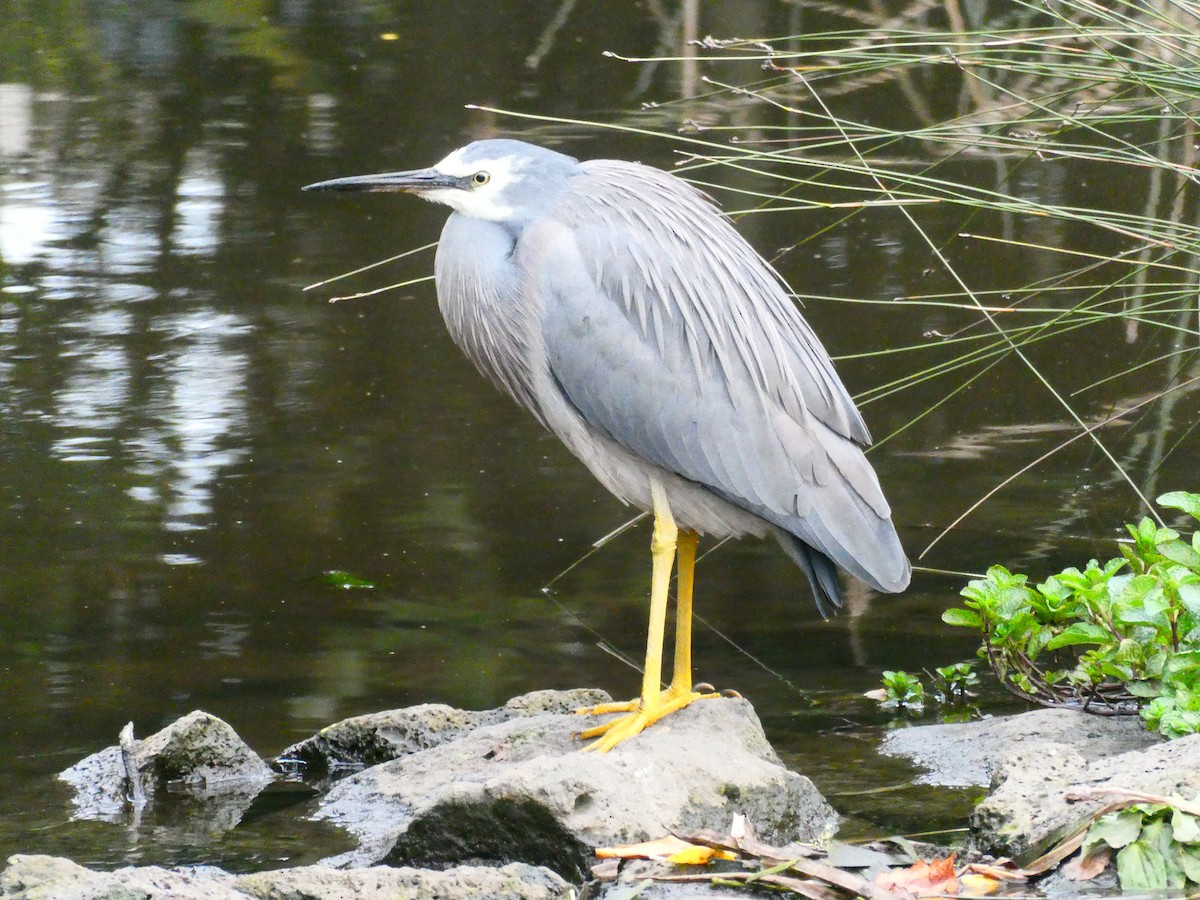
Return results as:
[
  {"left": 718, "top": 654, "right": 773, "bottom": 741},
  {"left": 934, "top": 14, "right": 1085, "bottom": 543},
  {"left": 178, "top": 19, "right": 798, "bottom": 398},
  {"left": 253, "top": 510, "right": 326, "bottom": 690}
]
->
[
  {"left": 882, "top": 707, "right": 1200, "bottom": 864},
  {"left": 277, "top": 688, "right": 611, "bottom": 778},
  {"left": 313, "top": 690, "right": 838, "bottom": 879},
  {"left": 59, "top": 710, "right": 275, "bottom": 822},
  {"left": 0, "top": 854, "right": 571, "bottom": 900},
  {"left": 880, "top": 708, "right": 1160, "bottom": 787}
]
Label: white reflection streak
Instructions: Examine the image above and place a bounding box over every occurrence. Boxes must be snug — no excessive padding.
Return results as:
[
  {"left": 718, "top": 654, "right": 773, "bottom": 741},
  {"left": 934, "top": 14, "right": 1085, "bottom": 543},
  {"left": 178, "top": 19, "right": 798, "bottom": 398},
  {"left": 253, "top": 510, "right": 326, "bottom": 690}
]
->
[
  {"left": 149, "top": 311, "right": 250, "bottom": 531},
  {"left": 0, "top": 84, "right": 57, "bottom": 265},
  {"left": 174, "top": 148, "right": 223, "bottom": 254},
  {"left": 52, "top": 308, "right": 134, "bottom": 461}
]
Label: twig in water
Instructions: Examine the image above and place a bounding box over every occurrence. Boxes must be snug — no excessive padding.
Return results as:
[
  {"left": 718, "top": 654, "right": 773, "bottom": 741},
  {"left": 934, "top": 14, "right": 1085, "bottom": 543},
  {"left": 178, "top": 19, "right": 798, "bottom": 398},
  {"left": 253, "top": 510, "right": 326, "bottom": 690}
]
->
[{"left": 119, "top": 722, "right": 146, "bottom": 808}]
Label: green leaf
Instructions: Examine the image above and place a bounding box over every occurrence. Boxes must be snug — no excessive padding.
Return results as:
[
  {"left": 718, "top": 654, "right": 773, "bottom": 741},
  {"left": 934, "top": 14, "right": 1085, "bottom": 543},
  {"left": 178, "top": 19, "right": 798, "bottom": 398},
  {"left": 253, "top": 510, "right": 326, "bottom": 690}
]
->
[
  {"left": 1142, "top": 820, "right": 1187, "bottom": 888},
  {"left": 1165, "top": 650, "right": 1200, "bottom": 679},
  {"left": 941, "top": 607, "right": 983, "bottom": 628},
  {"left": 1173, "top": 809, "right": 1200, "bottom": 844},
  {"left": 321, "top": 569, "right": 376, "bottom": 590},
  {"left": 1159, "top": 539, "right": 1200, "bottom": 570},
  {"left": 1159, "top": 491, "right": 1200, "bottom": 522},
  {"left": 1179, "top": 844, "right": 1200, "bottom": 884},
  {"left": 1127, "top": 680, "right": 1163, "bottom": 698},
  {"left": 1089, "top": 808, "right": 1145, "bottom": 850},
  {"left": 1046, "top": 622, "right": 1110, "bottom": 649},
  {"left": 1179, "top": 584, "right": 1200, "bottom": 619},
  {"left": 1117, "top": 838, "right": 1169, "bottom": 890}
]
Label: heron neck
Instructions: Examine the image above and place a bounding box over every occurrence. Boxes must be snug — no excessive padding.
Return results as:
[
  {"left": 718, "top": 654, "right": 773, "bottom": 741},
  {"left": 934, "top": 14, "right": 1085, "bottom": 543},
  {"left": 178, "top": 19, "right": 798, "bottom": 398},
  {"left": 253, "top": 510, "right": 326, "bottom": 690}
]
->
[{"left": 434, "top": 213, "right": 544, "bottom": 425}]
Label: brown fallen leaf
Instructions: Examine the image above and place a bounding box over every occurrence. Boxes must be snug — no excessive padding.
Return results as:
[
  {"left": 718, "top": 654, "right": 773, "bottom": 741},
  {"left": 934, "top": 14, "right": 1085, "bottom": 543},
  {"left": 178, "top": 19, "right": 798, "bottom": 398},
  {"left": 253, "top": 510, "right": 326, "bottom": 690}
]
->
[
  {"left": 1061, "top": 846, "right": 1112, "bottom": 882},
  {"left": 874, "top": 855, "right": 959, "bottom": 897}
]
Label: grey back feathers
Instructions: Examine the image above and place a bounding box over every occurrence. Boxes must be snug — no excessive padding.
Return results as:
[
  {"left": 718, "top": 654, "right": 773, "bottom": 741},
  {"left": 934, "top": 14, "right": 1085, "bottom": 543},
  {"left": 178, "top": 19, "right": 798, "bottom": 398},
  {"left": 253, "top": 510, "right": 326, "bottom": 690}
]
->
[{"left": 402, "top": 139, "right": 907, "bottom": 612}]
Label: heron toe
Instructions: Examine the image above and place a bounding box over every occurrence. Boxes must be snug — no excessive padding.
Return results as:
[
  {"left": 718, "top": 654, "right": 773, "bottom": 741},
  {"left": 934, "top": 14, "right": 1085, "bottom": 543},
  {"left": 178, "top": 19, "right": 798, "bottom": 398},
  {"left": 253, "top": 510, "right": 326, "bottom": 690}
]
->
[{"left": 576, "top": 686, "right": 720, "bottom": 751}]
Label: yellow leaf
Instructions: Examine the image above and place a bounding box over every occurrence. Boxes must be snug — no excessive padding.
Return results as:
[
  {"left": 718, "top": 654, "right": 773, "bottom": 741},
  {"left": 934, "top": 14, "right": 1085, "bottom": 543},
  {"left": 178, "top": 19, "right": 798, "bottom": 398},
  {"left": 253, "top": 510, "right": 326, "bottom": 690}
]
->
[
  {"left": 596, "top": 835, "right": 695, "bottom": 860},
  {"left": 959, "top": 873, "right": 1000, "bottom": 895},
  {"left": 667, "top": 845, "right": 736, "bottom": 865}
]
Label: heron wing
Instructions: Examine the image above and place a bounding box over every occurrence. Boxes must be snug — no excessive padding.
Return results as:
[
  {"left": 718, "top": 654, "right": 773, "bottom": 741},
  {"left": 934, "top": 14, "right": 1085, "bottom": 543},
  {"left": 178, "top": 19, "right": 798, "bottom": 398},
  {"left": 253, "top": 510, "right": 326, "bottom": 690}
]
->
[{"left": 527, "top": 159, "right": 908, "bottom": 593}]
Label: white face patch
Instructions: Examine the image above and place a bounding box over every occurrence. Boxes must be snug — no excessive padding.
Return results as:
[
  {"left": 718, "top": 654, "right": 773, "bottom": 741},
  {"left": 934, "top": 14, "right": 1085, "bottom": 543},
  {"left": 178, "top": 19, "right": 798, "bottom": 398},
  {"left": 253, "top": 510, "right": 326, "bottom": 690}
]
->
[{"left": 422, "top": 147, "right": 524, "bottom": 221}]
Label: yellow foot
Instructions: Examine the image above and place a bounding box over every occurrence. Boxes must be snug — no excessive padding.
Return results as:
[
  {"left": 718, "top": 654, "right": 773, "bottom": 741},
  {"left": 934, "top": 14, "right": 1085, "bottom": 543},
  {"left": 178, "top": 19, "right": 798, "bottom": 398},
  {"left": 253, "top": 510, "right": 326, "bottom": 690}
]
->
[{"left": 576, "top": 688, "right": 720, "bottom": 752}]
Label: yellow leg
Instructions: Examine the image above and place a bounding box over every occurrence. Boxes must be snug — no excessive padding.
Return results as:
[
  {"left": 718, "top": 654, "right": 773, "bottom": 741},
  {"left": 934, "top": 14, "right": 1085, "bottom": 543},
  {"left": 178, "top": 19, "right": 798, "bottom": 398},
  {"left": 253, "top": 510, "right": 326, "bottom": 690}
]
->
[
  {"left": 660, "top": 529, "right": 718, "bottom": 711},
  {"left": 669, "top": 529, "right": 699, "bottom": 697},
  {"left": 577, "top": 489, "right": 718, "bottom": 751}
]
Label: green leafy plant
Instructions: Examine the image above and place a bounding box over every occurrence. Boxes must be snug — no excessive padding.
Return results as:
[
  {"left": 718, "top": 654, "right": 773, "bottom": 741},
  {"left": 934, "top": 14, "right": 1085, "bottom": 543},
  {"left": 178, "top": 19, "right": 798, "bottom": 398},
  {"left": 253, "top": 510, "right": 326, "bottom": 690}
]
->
[
  {"left": 931, "top": 663, "right": 980, "bottom": 704},
  {"left": 943, "top": 492, "right": 1200, "bottom": 738},
  {"left": 874, "top": 663, "right": 979, "bottom": 713},
  {"left": 879, "top": 670, "right": 926, "bottom": 709},
  {"left": 1080, "top": 795, "right": 1200, "bottom": 892}
]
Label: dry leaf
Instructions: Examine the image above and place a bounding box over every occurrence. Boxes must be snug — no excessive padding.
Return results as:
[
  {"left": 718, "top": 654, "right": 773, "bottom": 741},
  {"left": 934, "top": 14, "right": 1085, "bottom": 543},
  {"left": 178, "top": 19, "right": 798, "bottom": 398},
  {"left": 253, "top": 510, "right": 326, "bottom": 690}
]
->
[
  {"left": 958, "top": 873, "right": 1000, "bottom": 895},
  {"left": 1062, "top": 846, "right": 1112, "bottom": 882},
  {"left": 667, "top": 844, "right": 736, "bottom": 865},
  {"left": 597, "top": 835, "right": 719, "bottom": 862},
  {"left": 874, "top": 855, "right": 959, "bottom": 897},
  {"left": 596, "top": 835, "right": 694, "bottom": 859},
  {"left": 964, "top": 862, "right": 1027, "bottom": 883}
]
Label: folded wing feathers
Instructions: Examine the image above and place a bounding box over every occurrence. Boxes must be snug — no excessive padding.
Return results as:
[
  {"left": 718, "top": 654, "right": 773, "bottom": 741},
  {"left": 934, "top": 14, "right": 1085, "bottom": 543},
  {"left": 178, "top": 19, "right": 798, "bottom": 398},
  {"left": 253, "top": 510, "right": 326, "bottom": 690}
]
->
[{"left": 541, "top": 160, "right": 905, "bottom": 591}]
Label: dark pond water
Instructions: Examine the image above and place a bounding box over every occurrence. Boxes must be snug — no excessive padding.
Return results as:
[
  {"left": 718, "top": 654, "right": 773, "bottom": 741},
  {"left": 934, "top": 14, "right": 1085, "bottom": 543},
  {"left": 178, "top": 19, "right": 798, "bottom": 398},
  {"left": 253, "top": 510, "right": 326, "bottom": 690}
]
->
[{"left": 1, "top": 0, "right": 1196, "bottom": 873}]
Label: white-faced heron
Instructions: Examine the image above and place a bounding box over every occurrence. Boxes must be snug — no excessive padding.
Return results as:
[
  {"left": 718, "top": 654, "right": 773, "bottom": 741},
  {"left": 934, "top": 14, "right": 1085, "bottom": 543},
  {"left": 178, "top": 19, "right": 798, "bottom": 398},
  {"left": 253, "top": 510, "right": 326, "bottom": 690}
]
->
[{"left": 305, "top": 139, "right": 910, "bottom": 751}]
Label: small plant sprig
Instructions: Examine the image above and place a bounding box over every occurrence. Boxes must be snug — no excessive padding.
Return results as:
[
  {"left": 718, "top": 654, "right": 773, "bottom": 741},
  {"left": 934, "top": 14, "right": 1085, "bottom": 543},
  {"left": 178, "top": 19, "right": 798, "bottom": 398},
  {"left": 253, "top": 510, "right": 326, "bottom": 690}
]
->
[
  {"left": 943, "top": 491, "right": 1200, "bottom": 738},
  {"left": 931, "top": 662, "right": 980, "bottom": 703},
  {"left": 879, "top": 670, "right": 927, "bottom": 709},
  {"left": 872, "top": 663, "right": 979, "bottom": 714}
]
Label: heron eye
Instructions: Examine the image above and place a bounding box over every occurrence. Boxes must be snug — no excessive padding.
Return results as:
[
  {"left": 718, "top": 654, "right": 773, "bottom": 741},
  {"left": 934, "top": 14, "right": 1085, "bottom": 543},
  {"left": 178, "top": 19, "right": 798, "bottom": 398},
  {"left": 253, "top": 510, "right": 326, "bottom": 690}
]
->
[{"left": 471, "top": 171, "right": 490, "bottom": 186}]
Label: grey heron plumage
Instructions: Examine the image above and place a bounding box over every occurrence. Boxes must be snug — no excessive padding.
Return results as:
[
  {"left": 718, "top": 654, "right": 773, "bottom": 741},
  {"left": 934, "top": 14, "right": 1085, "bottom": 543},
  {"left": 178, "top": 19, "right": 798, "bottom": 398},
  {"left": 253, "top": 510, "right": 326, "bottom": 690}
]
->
[{"left": 305, "top": 138, "right": 910, "bottom": 750}]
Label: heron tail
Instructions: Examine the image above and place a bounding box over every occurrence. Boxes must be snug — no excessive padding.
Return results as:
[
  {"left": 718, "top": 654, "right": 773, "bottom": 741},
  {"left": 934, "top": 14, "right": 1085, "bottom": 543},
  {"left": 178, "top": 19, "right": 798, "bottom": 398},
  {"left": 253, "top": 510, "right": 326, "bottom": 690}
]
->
[{"left": 774, "top": 532, "right": 843, "bottom": 619}]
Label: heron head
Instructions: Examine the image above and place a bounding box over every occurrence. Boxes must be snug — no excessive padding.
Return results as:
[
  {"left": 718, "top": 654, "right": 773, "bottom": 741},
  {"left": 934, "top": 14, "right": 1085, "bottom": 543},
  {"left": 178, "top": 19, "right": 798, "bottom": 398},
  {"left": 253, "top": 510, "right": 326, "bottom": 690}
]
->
[{"left": 303, "top": 139, "right": 579, "bottom": 226}]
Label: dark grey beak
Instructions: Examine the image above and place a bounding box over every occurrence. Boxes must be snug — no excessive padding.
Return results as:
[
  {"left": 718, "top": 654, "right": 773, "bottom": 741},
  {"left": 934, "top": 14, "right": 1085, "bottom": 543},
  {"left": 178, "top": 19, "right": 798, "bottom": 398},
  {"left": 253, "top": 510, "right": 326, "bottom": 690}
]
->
[{"left": 302, "top": 167, "right": 461, "bottom": 193}]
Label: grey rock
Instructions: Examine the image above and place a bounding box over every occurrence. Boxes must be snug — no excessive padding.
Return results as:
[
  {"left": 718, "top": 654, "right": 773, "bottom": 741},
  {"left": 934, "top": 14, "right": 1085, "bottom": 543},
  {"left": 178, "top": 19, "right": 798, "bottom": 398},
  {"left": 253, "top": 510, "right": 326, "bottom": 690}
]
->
[
  {"left": 594, "top": 860, "right": 747, "bottom": 897},
  {"left": 316, "top": 692, "right": 838, "bottom": 880},
  {"left": 881, "top": 708, "right": 1160, "bottom": 787},
  {"left": 0, "top": 855, "right": 572, "bottom": 900},
  {"left": 60, "top": 711, "right": 275, "bottom": 824},
  {"left": 0, "top": 854, "right": 234, "bottom": 900},
  {"left": 236, "top": 861, "right": 572, "bottom": 899},
  {"left": 970, "top": 729, "right": 1200, "bottom": 862},
  {"left": 276, "top": 688, "right": 610, "bottom": 777}
]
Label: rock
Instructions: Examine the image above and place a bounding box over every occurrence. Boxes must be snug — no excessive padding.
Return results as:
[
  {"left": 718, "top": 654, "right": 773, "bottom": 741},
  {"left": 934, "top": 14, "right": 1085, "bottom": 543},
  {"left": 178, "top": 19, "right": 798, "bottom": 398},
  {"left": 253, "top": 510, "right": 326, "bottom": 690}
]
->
[
  {"left": 59, "top": 711, "right": 275, "bottom": 823},
  {"left": 276, "top": 688, "right": 611, "bottom": 778},
  {"left": 237, "top": 861, "right": 572, "bottom": 899},
  {"left": 315, "top": 690, "right": 838, "bottom": 879},
  {"left": 0, "top": 854, "right": 572, "bottom": 900},
  {"left": 0, "top": 854, "right": 232, "bottom": 899},
  {"left": 970, "top": 729, "right": 1200, "bottom": 862},
  {"left": 880, "top": 708, "right": 1160, "bottom": 787},
  {"left": 594, "top": 861, "right": 748, "bottom": 898}
]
